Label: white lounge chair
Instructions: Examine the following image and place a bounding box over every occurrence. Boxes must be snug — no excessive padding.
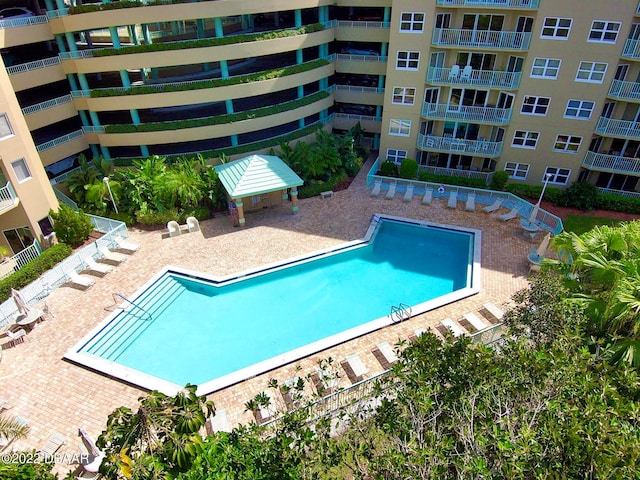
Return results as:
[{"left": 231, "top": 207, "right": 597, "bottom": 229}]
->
[
  {"left": 373, "top": 342, "right": 399, "bottom": 369},
  {"left": 463, "top": 312, "right": 488, "bottom": 331},
  {"left": 370, "top": 180, "right": 382, "bottom": 197},
  {"left": 67, "top": 271, "right": 95, "bottom": 290},
  {"left": 447, "top": 191, "right": 458, "bottom": 208},
  {"left": 422, "top": 188, "right": 433, "bottom": 205},
  {"left": 403, "top": 184, "right": 414, "bottom": 202},
  {"left": 186, "top": 216, "right": 200, "bottom": 233},
  {"left": 83, "top": 257, "right": 113, "bottom": 276},
  {"left": 114, "top": 235, "right": 140, "bottom": 253},
  {"left": 39, "top": 433, "right": 65, "bottom": 460},
  {"left": 482, "top": 199, "right": 502, "bottom": 213},
  {"left": 5, "top": 328, "right": 26, "bottom": 347},
  {"left": 465, "top": 194, "right": 476, "bottom": 211},
  {"left": 341, "top": 353, "right": 369, "bottom": 383},
  {"left": 167, "top": 220, "right": 182, "bottom": 237},
  {"left": 98, "top": 246, "right": 127, "bottom": 265},
  {"left": 441, "top": 318, "right": 466, "bottom": 337},
  {"left": 448, "top": 64, "right": 460, "bottom": 79},
  {"left": 499, "top": 208, "right": 520, "bottom": 221},
  {"left": 205, "top": 409, "right": 232, "bottom": 434},
  {"left": 483, "top": 302, "right": 504, "bottom": 322},
  {"left": 385, "top": 182, "right": 397, "bottom": 199}
]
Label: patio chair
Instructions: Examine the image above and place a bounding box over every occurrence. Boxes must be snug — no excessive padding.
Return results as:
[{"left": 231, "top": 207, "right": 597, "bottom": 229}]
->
[
  {"left": 186, "top": 216, "right": 200, "bottom": 233},
  {"left": 340, "top": 353, "right": 369, "bottom": 384},
  {"left": 482, "top": 199, "right": 502, "bottom": 213},
  {"left": 460, "top": 65, "right": 473, "bottom": 81},
  {"left": 465, "top": 194, "right": 476, "bottom": 211},
  {"left": 448, "top": 64, "right": 460, "bottom": 80},
  {"left": 385, "top": 182, "right": 397, "bottom": 199},
  {"left": 98, "top": 246, "right": 127, "bottom": 265},
  {"left": 498, "top": 207, "right": 520, "bottom": 221},
  {"left": 403, "top": 184, "right": 414, "bottom": 202},
  {"left": 447, "top": 191, "right": 458, "bottom": 208},
  {"left": 370, "top": 180, "right": 382, "bottom": 197},
  {"left": 463, "top": 312, "right": 488, "bottom": 331},
  {"left": 39, "top": 433, "right": 65, "bottom": 460},
  {"left": 372, "top": 342, "right": 398, "bottom": 370},
  {"left": 66, "top": 271, "right": 95, "bottom": 290},
  {"left": 483, "top": 302, "right": 504, "bottom": 322},
  {"left": 83, "top": 257, "right": 113, "bottom": 276},
  {"left": 422, "top": 188, "right": 433, "bottom": 205},
  {"left": 114, "top": 235, "right": 140, "bottom": 253},
  {"left": 441, "top": 318, "right": 467, "bottom": 337},
  {"left": 5, "top": 328, "right": 26, "bottom": 347},
  {"left": 167, "top": 220, "right": 182, "bottom": 237}
]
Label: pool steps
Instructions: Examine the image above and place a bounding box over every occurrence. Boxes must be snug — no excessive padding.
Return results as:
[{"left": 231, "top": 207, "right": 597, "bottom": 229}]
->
[{"left": 87, "top": 275, "right": 185, "bottom": 360}]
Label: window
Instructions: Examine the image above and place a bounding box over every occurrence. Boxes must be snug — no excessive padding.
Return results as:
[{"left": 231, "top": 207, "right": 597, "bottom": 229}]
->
[
  {"left": 400, "top": 12, "right": 425, "bottom": 33},
  {"left": 564, "top": 99, "right": 595, "bottom": 119},
  {"left": 396, "top": 51, "right": 420, "bottom": 70},
  {"left": 588, "top": 21, "right": 621, "bottom": 43},
  {"left": 544, "top": 167, "right": 571, "bottom": 185},
  {"left": 553, "top": 135, "right": 582, "bottom": 153},
  {"left": 512, "top": 130, "right": 539, "bottom": 149},
  {"left": 11, "top": 158, "right": 31, "bottom": 182},
  {"left": 0, "top": 114, "right": 13, "bottom": 140},
  {"left": 389, "top": 119, "right": 411, "bottom": 136},
  {"left": 387, "top": 149, "right": 408, "bottom": 164},
  {"left": 530, "top": 58, "right": 561, "bottom": 79},
  {"left": 504, "top": 162, "right": 530, "bottom": 179},
  {"left": 521, "top": 96, "right": 550, "bottom": 115},
  {"left": 541, "top": 17, "right": 572, "bottom": 39},
  {"left": 392, "top": 87, "right": 416, "bottom": 105},
  {"left": 576, "top": 61, "right": 608, "bottom": 83}
]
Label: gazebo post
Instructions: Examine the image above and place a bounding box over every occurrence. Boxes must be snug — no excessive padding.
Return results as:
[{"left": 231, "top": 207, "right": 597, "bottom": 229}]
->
[
  {"left": 290, "top": 188, "right": 299, "bottom": 214},
  {"left": 235, "top": 200, "right": 246, "bottom": 226}
]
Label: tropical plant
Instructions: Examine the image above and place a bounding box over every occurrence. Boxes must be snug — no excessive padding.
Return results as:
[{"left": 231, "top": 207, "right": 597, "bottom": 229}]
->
[
  {"left": 557, "top": 181, "right": 598, "bottom": 210},
  {"left": 50, "top": 204, "right": 94, "bottom": 246},
  {"left": 399, "top": 158, "right": 418, "bottom": 179},
  {"left": 65, "top": 154, "right": 98, "bottom": 205},
  {"left": 489, "top": 170, "right": 509, "bottom": 190}
]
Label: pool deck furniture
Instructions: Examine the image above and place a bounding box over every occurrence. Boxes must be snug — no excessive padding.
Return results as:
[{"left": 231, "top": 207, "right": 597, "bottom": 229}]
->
[
  {"left": 441, "top": 318, "right": 466, "bottom": 337},
  {"left": 83, "top": 257, "right": 113, "bottom": 277},
  {"left": 254, "top": 390, "right": 275, "bottom": 425},
  {"left": 280, "top": 377, "right": 304, "bottom": 410},
  {"left": 447, "top": 191, "right": 458, "bottom": 208},
  {"left": 403, "top": 184, "right": 414, "bottom": 202},
  {"left": 482, "top": 199, "right": 502, "bottom": 213},
  {"left": 465, "top": 194, "right": 476, "bottom": 212},
  {"left": 15, "top": 309, "right": 44, "bottom": 332},
  {"left": 311, "top": 367, "right": 340, "bottom": 396},
  {"left": 370, "top": 180, "right": 382, "bottom": 197},
  {"left": 205, "top": 409, "right": 232, "bottom": 434},
  {"left": 3, "top": 327, "right": 26, "bottom": 348},
  {"left": 114, "top": 236, "right": 141, "bottom": 253},
  {"left": 98, "top": 246, "right": 127, "bottom": 265},
  {"left": 483, "top": 302, "right": 504, "bottom": 322},
  {"left": 463, "top": 312, "right": 489, "bottom": 331},
  {"left": 167, "top": 220, "right": 182, "bottom": 237},
  {"left": 385, "top": 182, "right": 397, "bottom": 199},
  {"left": 38, "top": 433, "right": 65, "bottom": 460},
  {"left": 341, "top": 353, "right": 369, "bottom": 384},
  {"left": 186, "top": 217, "right": 200, "bottom": 233},
  {"left": 66, "top": 271, "right": 95, "bottom": 290},
  {"left": 320, "top": 190, "right": 334, "bottom": 199},
  {"left": 372, "top": 342, "right": 398, "bottom": 370},
  {"left": 498, "top": 208, "right": 520, "bottom": 222},
  {"left": 422, "top": 188, "right": 433, "bottom": 205}
]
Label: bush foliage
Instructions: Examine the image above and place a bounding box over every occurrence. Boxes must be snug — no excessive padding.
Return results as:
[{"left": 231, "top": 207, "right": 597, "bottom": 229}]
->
[
  {"left": 50, "top": 205, "right": 94, "bottom": 246},
  {"left": 489, "top": 170, "right": 509, "bottom": 190},
  {"left": 399, "top": 158, "right": 419, "bottom": 179}
]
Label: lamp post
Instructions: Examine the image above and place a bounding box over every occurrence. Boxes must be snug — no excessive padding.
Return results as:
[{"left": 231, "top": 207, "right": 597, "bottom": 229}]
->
[
  {"left": 103, "top": 176, "right": 118, "bottom": 214},
  {"left": 528, "top": 172, "right": 552, "bottom": 224}
]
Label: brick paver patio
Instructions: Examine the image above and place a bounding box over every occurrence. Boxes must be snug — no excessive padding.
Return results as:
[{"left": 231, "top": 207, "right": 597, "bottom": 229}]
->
[{"left": 0, "top": 159, "right": 536, "bottom": 475}]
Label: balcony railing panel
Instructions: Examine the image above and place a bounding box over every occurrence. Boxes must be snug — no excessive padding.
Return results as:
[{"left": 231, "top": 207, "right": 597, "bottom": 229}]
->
[
  {"left": 417, "top": 134, "right": 503, "bottom": 157},
  {"left": 36, "top": 129, "right": 84, "bottom": 152},
  {"left": 432, "top": 28, "right": 531, "bottom": 50},
  {"left": 337, "top": 20, "right": 390, "bottom": 29},
  {"left": 597, "top": 187, "right": 640, "bottom": 199},
  {"left": 6, "top": 56, "right": 60, "bottom": 75},
  {"left": 583, "top": 150, "right": 640, "bottom": 175},
  {"left": 59, "top": 50, "right": 97, "bottom": 60},
  {"left": 0, "top": 182, "right": 18, "bottom": 213},
  {"left": 336, "top": 53, "right": 388, "bottom": 63},
  {"left": 422, "top": 102, "right": 512, "bottom": 124},
  {"left": 0, "top": 14, "right": 48, "bottom": 29},
  {"left": 21, "top": 94, "right": 72, "bottom": 116},
  {"left": 436, "top": 0, "right": 539, "bottom": 7},
  {"left": 595, "top": 117, "right": 640, "bottom": 139},
  {"left": 426, "top": 66, "right": 521, "bottom": 88},
  {"left": 622, "top": 38, "right": 640, "bottom": 59},
  {"left": 335, "top": 85, "right": 384, "bottom": 94},
  {"left": 608, "top": 79, "right": 640, "bottom": 102}
]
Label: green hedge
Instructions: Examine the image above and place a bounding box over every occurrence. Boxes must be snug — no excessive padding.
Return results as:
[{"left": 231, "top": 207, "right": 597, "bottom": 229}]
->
[
  {"left": 91, "top": 59, "right": 330, "bottom": 98},
  {"left": 0, "top": 243, "right": 73, "bottom": 303},
  {"left": 91, "top": 24, "right": 324, "bottom": 58},
  {"left": 105, "top": 91, "right": 329, "bottom": 133},
  {"left": 506, "top": 184, "right": 563, "bottom": 204},
  {"left": 594, "top": 192, "right": 640, "bottom": 213},
  {"left": 417, "top": 171, "right": 487, "bottom": 189},
  {"left": 299, "top": 172, "right": 347, "bottom": 199}
]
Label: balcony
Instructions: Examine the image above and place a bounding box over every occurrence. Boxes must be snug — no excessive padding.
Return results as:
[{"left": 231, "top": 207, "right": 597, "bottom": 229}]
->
[
  {"left": 432, "top": 28, "right": 531, "bottom": 50},
  {"left": 597, "top": 187, "right": 640, "bottom": 199},
  {"left": 426, "top": 66, "right": 521, "bottom": 89},
  {"left": 0, "top": 182, "right": 19, "bottom": 215},
  {"left": 622, "top": 38, "right": 640, "bottom": 59},
  {"left": 583, "top": 150, "right": 640, "bottom": 175},
  {"left": 608, "top": 79, "right": 640, "bottom": 102},
  {"left": 436, "top": 0, "right": 539, "bottom": 7},
  {"left": 417, "top": 134, "right": 503, "bottom": 157},
  {"left": 594, "top": 117, "right": 640, "bottom": 139},
  {"left": 422, "top": 102, "right": 512, "bottom": 124}
]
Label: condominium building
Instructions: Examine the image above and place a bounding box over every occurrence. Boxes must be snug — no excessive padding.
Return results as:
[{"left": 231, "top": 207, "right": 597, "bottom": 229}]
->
[{"left": 0, "top": 0, "right": 639, "bottom": 213}]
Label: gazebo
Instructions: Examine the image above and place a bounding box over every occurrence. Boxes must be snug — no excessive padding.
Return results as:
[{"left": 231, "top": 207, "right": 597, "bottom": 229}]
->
[{"left": 214, "top": 154, "right": 304, "bottom": 226}]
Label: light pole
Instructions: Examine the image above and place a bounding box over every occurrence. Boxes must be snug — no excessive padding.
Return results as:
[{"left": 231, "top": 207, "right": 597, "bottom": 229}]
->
[
  {"left": 103, "top": 176, "right": 118, "bottom": 214},
  {"left": 528, "top": 172, "right": 552, "bottom": 224}
]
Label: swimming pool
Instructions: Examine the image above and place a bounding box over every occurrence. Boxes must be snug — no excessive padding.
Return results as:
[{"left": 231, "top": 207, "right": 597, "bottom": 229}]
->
[{"left": 66, "top": 215, "right": 481, "bottom": 395}]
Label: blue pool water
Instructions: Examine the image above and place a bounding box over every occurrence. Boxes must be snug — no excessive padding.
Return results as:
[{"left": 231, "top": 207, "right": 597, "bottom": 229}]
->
[{"left": 69, "top": 216, "right": 479, "bottom": 393}]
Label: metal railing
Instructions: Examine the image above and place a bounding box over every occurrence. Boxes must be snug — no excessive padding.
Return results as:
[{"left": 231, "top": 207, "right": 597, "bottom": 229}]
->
[
  {"left": 13, "top": 241, "right": 41, "bottom": 270},
  {"left": 597, "top": 187, "right": 640, "bottom": 199},
  {"left": 420, "top": 165, "right": 495, "bottom": 183},
  {"left": 0, "top": 182, "right": 18, "bottom": 212},
  {"left": 622, "top": 38, "right": 640, "bottom": 59},
  {"left": 426, "top": 66, "right": 521, "bottom": 89},
  {"left": 50, "top": 167, "right": 82, "bottom": 186},
  {"left": 334, "top": 113, "right": 381, "bottom": 122},
  {"left": 6, "top": 56, "right": 60, "bottom": 75},
  {"left": 36, "top": 129, "right": 84, "bottom": 152},
  {"left": 422, "top": 102, "right": 512, "bottom": 124},
  {"left": 336, "top": 53, "right": 388, "bottom": 63},
  {"left": 582, "top": 150, "right": 640, "bottom": 175},
  {"left": 59, "top": 49, "right": 98, "bottom": 60},
  {"left": 335, "top": 85, "right": 384, "bottom": 94},
  {"left": 336, "top": 20, "right": 390, "bottom": 29},
  {"left": 436, "top": 0, "right": 539, "bottom": 6},
  {"left": 608, "top": 79, "right": 640, "bottom": 102},
  {"left": 0, "top": 14, "right": 48, "bottom": 29},
  {"left": 54, "top": 188, "right": 79, "bottom": 210},
  {"left": 21, "top": 95, "right": 73, "bottom": 116},
  {"left": 595, "top": 117, "right": 640, "bottom": 138},
  {"left": 432, "top": 28, "right": 531, "bottom": 50},
  {"left": 417, "top": 134, "right": 503, "bottom": 157}
]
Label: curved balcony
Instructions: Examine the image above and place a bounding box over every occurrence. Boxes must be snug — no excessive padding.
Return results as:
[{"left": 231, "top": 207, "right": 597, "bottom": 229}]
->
[
  {"left": 334, "top": 53, "right": 388, "bottom": 76},
  {"left": 432, "top": 28, "right": 531, "bottom": 51},
  {"left": 594, "top": 117, "right": 640, "bottom": 139},
  {"left": 622, "top": 38, "right": 640, "bottom": 60},
  {"left": 336, "top": 20, "right": 390, "bottom": 43},
  {"left": 417, "top": 134, "right": 503, "bottom": 157},
  {"left": 6, "top": 56, "right": 65, "bottom": 91},
  {"left": 608, "top": 79, "right": 640, "bottom": 102},
  {"left": 36, "top": 129, "right": 88, "bottom": 167},
  {"left": 0, "top": 182, "right": 19, "bottom": 215},
  {"left": 583, "top": 150, "right": 640, "bottom": 175},
  {"left": 22, "top": 94, "right": 76, "bottom": 130},
  {"left": 334, "top": 85, "right": 384, "bottom": 106},
  {"left": 0, "top": 14, "right": 52, "bottom": 48},
  {"left": 426, "top": 66, "right": 521, "bottom": 89},
  {"left": 422, "top": 102, "right": 512, "bottom": 124},
  {"left": 333, "top": 113, "right": 381, "bottom": 133},
  {"left": 436, "top": 0, "right": 539, "bottom": 7}
]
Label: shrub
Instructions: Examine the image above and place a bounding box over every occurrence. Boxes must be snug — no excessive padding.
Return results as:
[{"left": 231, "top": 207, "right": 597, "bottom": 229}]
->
[
  {"left": 380, "top": 160, "right": 398, "bottom": 177},
  {"left": 556, "top": 182, "right": 598, "bottom": 211},
  {"left": 399, "top": 158, "right": 419, "bottom": 179},
  {"left": 50, "top": 205, "right": 94, "bottom": 246},
  {"left": 298, "top": 172, "right": 347, "bottom": 199},
  {"left": 594, "top": 192, "right": 640, "bottom": 214},
  {"left": 490, "top": 170, "right": 510, "bottom": 191},
  {"left": 178, "top": 207, "right": 211, "bottom": 223},
  {"left": 0, "top": 243, "right": 73, "bottom": 303},
  {"left": 135, "top": 209, "right": 180, "bottom": 226},
  {"left": 417, "top": 171, "right": 487, "bottom": 189}
]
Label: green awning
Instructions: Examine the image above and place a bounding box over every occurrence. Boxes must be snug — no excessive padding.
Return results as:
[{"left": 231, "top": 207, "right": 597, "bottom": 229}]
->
[{"left": 214, "top": 154, "right": 303, "bottom": 199}]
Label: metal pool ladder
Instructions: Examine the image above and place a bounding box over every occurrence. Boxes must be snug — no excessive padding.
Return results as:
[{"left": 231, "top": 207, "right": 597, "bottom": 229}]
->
[
  {"left": 390, "top": 303, "right": 412, "bottom": 323},
  {"left": 113, "top": 292, "right": 152, "bottom": 320}
]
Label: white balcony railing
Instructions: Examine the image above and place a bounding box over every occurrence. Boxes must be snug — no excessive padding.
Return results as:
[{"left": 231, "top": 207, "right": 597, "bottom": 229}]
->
[
  {"left": 0, "top": 14, "right": 48, "bottom": 29},
  {"left": 21, "top": 95, "right": 73, "bottom": 116},
  {"left": 335, "top": 85, "right": 384, "bottom": 94},
  {"left": 432, "top": 28, "right": 531, "bottom": 50},
  {"left": 436, "top": 0, "right": 539, "bottom": 7},
  {"left": 336, "top": 53, "right": 388, "bottom": 63},
  {"left": 597, "top": 187, "right": 640, "bottom": 199},
  {"left": 583, "top": 150, "right": 640, "bottom": 175},
  {"left": 0, "top": 182, "right": 18, "bottom": 213},
  {"left": 608, "top": 79, "right": 640, "bottom": 102},
  {"left": 36, "top": 129, "right": 84, "bottom": 152},
  {"left": 6, "top": 56, "right": 60, "bottom": 75},
  {"left": 334, "top": 113, "right": 381, "bottom": 122},
  {"left": 595, "top": 117, "right": 640, "bottom": 139},
  {"left": 417, "top": 134, "right": 503, "bottom": 157},
  {"left": 422, "top": 102, "right": 512, "bottom": 124},
  {"left": 622, "top": 38, "right": 640, "bottom": 59},
  {"left": 426, "top": 66, "right": 521, "bottom": 88},
  {"left": 336, "top": 20, "right": 390, "bottom": 29}
]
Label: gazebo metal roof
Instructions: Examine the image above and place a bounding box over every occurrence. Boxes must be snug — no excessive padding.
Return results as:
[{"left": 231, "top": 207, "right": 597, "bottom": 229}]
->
[{"left": 214, "top": 154, "right": 303, "bottom": 199}]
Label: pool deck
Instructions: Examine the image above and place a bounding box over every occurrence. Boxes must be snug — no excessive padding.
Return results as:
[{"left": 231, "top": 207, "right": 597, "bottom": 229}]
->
[{"left": 0, "top": 158, "right": 536, "bottom": 474}]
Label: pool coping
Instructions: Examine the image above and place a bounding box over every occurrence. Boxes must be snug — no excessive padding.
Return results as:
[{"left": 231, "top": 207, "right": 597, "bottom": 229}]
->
[{"left": 63, "top": 214, "right": 482, "bottom": 396}]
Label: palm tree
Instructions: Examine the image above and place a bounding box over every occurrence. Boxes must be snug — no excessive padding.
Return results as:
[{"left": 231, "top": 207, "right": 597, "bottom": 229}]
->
[{"left": 0, "top": 414, "right": 30, "bottom": 450}]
